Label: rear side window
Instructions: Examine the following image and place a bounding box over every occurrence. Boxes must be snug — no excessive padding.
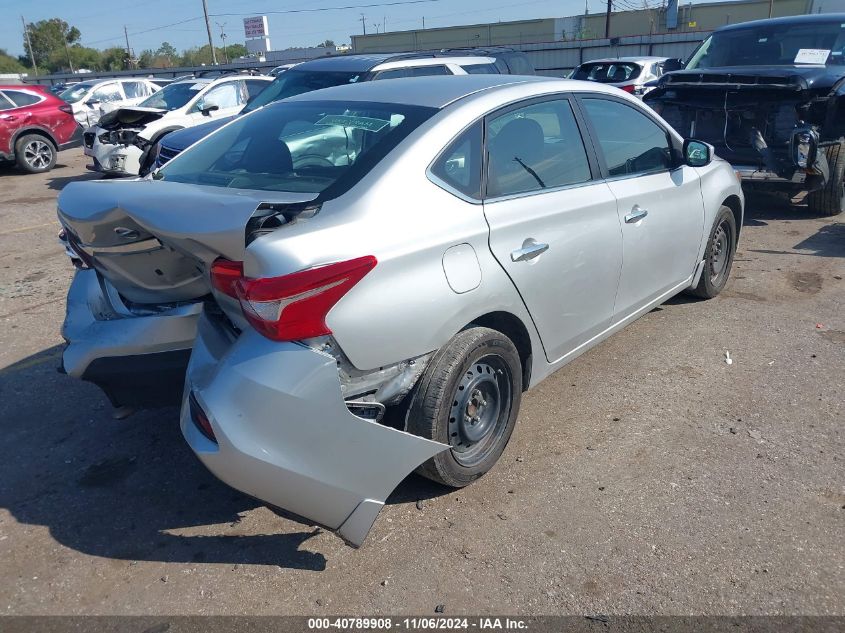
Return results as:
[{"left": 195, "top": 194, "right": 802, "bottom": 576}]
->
[
  {"left": 430, "top": 122, "right": 482, "bottom": 199},
  {"left": 500, "top": 53, "right": 535, "bottom": 75},
  {"left": 461, "top": 63, "right": 500, "bottom": 75},
  {"left": 245, "top": 79, "right": 269, "bottom": 99},
  {"left": 581, "top": 98, "right": 672, "bottom": 176},
  {"left": 486, "top": 98, "right": 591, "bottom": 198},
  {"left": 4, "top": 90, "right": 42, "bottom": 107},
  {"left": 0, "top": 93, "right": 13, "bottom": 110},
  {"left": 375, "top": 65, "right": 451, "bottom": 80}
]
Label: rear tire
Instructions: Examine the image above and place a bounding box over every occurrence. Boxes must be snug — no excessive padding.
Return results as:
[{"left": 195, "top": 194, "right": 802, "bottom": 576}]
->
[
  {"left": 686, "top": 205, "right": 737, "bottom": 299},
  {"left": 807, "top": 141, "right": 845, "bottom": 217},
  {"left": 15, "top": 134, "right": 56, "bottom": 173},
  {"left": 406, "top": 327, "right": 522, "bottom": 488}
]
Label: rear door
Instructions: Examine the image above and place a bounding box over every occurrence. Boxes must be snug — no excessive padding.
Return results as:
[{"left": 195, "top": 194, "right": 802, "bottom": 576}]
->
[
  {"left": 576, "top": 94, "right": 703, "bottom": 318},
  {"left": 481, "top": 95, "right": 623, "bottom": 363}
]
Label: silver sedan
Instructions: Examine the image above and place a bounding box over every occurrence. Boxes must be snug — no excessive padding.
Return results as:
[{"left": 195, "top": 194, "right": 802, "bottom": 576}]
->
[{"left": 58, "top": 75, "right": 743, "bottom": 547}]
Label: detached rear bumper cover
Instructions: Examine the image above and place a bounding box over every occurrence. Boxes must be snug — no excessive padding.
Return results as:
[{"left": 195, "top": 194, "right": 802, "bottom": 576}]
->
[
  {"left": 182, "top": 313, "right": 449, "bottom": 547},
  {"left": 62, "top": 269, "right": 201, "bottom": 405}
]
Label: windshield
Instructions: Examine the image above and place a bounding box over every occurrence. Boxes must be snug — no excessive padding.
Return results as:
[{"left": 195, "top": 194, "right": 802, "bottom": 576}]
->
[
  {"left": 242, "top": 70, "right": 364, "bottom": 114},
  {"left": 158, "top": 100, "right": 435, "bottom": 194},
  {"left": 687, "top": 21, "right": 845, "bottom": 68},
  {"left": 138, "top": 81, "right": 208, "bottom": 110},
  {"left": 60, "top": 83, "right": 95, "bottom": 103},
  {"left": 573, "top": 62, "right": 642, "bottom": 83}
]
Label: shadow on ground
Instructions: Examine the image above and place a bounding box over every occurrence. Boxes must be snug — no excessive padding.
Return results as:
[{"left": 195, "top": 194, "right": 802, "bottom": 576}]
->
[{"left": 0, "top": 346, "right": 448, "bottom": 568}]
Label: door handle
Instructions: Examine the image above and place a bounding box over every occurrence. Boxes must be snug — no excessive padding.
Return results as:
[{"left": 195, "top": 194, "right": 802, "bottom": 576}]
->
[
  {"left": 624, "top": 206, "right": 648, "bottom": 223},
  {"left": 511, "top": 239, "right": 549, "bottom": 262}
]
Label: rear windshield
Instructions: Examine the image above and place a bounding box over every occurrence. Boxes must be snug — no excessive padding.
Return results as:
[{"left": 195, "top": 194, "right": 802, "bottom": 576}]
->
[
  {"left": 573, "top": 62, "right": 642, "bottom": 83},
  {"left": 242, "top": 69, "right": 364, "bottom": 114},
  {"left": 157, "top": 100, "right": 436, "bottom": 194},
  {"left": 687, "top": 21, "right": 845, "bottom": 68},
  {"left": 139, "top": 81, "right": 207, "bottom": 110}
]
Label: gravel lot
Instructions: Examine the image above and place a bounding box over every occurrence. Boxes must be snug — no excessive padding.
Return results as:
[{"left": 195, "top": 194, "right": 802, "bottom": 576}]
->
[{"left": 0, "top": 149, "right": 842, "bottom": 616}]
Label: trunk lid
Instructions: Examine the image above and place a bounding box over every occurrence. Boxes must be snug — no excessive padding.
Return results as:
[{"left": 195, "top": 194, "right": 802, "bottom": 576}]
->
[{"left": 57, "top": 179, "right": 318, "bottom": 305}]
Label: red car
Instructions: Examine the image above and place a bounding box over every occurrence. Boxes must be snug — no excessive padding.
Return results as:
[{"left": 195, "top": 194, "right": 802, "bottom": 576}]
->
[{"left": 0, "top": 84, "right": 82, "bottom": 173}]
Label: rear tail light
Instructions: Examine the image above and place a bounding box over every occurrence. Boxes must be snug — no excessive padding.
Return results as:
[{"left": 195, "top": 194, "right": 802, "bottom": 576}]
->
[
  {"left": 189, "top": 392, "right": 217, "bottom": 442},
  {"left": 210, "top": 256, "right": 377, "bottom": 342},
  {"left": 619, "top": 84, "right": 637, "bottom": 94},
  {"left": 58, "top": 104, "right": 73, "bottom": 114}
]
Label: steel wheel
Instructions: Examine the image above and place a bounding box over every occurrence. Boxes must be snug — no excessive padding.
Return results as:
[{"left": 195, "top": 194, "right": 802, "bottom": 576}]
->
[
  {"left": 23, "top": 139, "right": 53, "bottom": 170},
  {"left": 448, "top": 355, "right": 513, "bottom": 467},
  {"left": 709, "top": 219, "right": 731, "bottom": 285}
]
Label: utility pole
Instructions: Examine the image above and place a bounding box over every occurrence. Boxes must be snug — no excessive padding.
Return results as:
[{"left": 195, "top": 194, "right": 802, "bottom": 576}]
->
[
  {"left": 124, "top": 25, "right": 133, "bottom": 69},
  {"left": 767, "top": 0, "right": 773, "bottom": 18},
  {"left": 21, "top": 15, "right": 38, "bottom": 76},
  {"left": 422, "top": 16, "right": 425, "bottom": 29},
  {"left": 217, "top": 22, "right": 228, "bottom": 64},
  {"left": 63, "top": 36, "right": 75, "bottom": 73},
  {"left": 201, "top": 0, "right": 218, "bottom": 65},
  {"left": 360, "top": 14, "right": 367, "bottom": 35},
  {"left": 605, "top": 0, "right": 612, "bottom": 38}
]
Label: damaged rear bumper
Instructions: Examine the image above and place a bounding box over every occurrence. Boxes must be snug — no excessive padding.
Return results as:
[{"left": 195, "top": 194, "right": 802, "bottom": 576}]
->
[
  {"left": 181, "top": 312, "right": 449, "bottom": 547},
  {"left": 62, "top": 269, "right": 201, "bottom": 407}
]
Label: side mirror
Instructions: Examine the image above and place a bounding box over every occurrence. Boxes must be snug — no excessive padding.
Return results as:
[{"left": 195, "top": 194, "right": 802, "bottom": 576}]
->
[
  {"left": 684, "top": 139, "right": 712, "bottom": 167},
  {"left": 200, "top": 103, "right": 220, "bottom": 117},
  {"left": 662, "top": 58, "right": 683, "bottom": 73},
  {"left": 85, "top": 99, "right": 101, "bottom": 107}
]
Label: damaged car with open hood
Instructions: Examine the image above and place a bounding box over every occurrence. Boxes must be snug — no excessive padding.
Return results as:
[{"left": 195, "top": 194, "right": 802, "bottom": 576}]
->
[
  {"left": 82, "top": 74, "right": 271, "bottom": 176},
  {"left": 58, "top": 75, "right": 742, "bottom": 546},
  {"left": 644, "top": 13, "right": 845, "bottom": 216}
]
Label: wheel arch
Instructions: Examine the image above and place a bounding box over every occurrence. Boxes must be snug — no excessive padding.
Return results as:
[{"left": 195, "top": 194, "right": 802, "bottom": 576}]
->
[
  {"left": 12, "top": 126, "right": 58, "bottom": 155},
  {"left": 466, "top": 311, "right": 533, "bottom": 391}
]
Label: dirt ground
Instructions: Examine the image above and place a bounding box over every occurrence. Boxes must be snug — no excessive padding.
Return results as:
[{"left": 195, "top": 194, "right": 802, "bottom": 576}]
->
[{"left": 0, "top": 150, "right": 842, "bottom": 616}]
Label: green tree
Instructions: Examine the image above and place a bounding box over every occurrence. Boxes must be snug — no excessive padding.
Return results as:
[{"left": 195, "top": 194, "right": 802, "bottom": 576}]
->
[
  {"left": 226, "top": 43, "right": 247, "bottom": 59},
  {"left": 137, "top": 49, "right": 154, "bottom": 68},
  {"left": 23, "top": 18, "right": 82, "bottom": 71},
  {"left": 317, "top": 39, "right": 336, "bottom": 48},
  {"left": 0, "top": 49, "right": 26, "bottom": 73}
]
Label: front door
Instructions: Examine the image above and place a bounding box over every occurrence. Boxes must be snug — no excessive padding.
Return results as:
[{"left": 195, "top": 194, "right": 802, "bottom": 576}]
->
[
  {"left": 482, "top": 96, "right": 623, "bottom": 363},
  {"left": 577, "top": 96, "right": 704, "bottom": 318}
]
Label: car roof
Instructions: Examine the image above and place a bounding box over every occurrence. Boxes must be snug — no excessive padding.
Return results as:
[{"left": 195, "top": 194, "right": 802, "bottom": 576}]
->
[
  {"left": 716, "top": 12, "right": 845, "bottom": 33},
  {"left": 292, "top": 52, "right": 444, "bottom": 73},
  {"left": 580, "top": 56, "right": 668, "bottom": 64},
  {"left": 282, "top": 75, "right": 611, "bottom": 109}
]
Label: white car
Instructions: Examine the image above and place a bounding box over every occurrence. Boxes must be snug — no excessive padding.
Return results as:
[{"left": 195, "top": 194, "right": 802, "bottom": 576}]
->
[
  {"left": 571, "top": 57, "right": 681, "bottom": 97},
  {"left": 59, "top": 78, "right": 160, "bottom": 128},
  {"left": 83, "top": 74, "right": 272, "bottom": 176}
]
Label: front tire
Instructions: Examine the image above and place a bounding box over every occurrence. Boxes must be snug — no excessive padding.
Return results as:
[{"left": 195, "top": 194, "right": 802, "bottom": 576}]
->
[
  {"left": 15, "top": 134, "right": 56, "bottom": 173},
  {"left": 807, "top": 141, "right": 845, "bottom": 217},
  {"left": 406, "top": 327, "right": 522, "bottom": 488},
  {"left": 686, "top": 205, "right": 737, "bottom": 299}
]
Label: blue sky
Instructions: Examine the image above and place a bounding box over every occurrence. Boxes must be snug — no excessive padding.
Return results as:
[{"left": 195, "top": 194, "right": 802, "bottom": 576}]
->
[{"left": 1, "top": 0, "right": 713, "bottom": 57}]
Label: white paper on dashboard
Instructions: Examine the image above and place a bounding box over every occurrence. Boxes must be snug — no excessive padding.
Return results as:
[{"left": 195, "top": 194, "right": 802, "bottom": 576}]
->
[{"left": 794, "top": 49, "right": 831, "bottom": 64}]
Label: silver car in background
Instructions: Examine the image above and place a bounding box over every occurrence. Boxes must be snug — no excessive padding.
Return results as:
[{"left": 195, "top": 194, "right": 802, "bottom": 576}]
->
[
  {"left": 58, "top": 75, "right": 743, "bottom": 546},
  {"left": 571, "top": 56, "right": 682, "bottom": 97}
]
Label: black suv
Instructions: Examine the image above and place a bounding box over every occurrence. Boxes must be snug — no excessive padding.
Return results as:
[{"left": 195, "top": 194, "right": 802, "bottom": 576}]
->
[{"left": 645, "top": 13, "right": 845, "bottom": 216}]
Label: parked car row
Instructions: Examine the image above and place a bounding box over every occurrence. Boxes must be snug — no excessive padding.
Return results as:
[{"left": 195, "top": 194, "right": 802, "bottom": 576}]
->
[{"left": 57, "top": 69, "right": 744, "bottom": 546}]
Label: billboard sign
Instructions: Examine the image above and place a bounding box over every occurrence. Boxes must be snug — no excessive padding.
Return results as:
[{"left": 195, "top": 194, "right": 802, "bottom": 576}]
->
[{"left": 244, "top": 16, "right": 268, "bottom": 39}]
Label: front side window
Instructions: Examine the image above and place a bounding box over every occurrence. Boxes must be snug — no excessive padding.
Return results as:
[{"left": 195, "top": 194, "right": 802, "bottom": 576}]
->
[
  {"left": 90, "top": 83, "right": 123, "bottom": 103},
  {"left": 486, "top": 98, "right": 591, "bottom": 198},
  {"left": 139, "top": 81, "right": 209, "bottom": 111},
  {"left": 159, "top": 100, "right": 436, "bottom": 194},
  {"left": 122, "top": 81, "right": 149, "bottom": 99},
  {"left": 581, "top": 98, "right": 672, "bottom": 177},
  {"left": 245, "top": 79, "right": 269, "bottom": 100},
  {"left": 194, "top": 81, "right": 243, "bottom": 112},
  {"left": 0, "top": 93, "right": 14, "bottom": 110},
  {"left": 430, "top": 122, "right": 482, "bottom": 199}
]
